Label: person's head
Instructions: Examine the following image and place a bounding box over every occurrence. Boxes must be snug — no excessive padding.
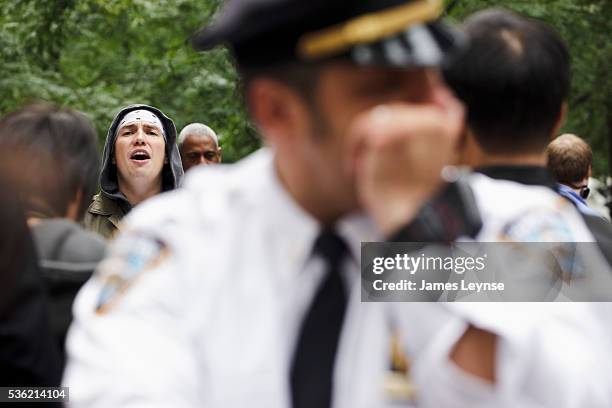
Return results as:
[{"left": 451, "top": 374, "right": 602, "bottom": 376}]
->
[
  {"left": 547, "top": 133, "right": 592, "bottom": 195},
  {"left": 113, "top": 109, "right": 168, "bottom": 189},
  {"left": 178, "top": 123, "right": 222, "bottom": 172},
  {"left": 0, "top": 103, "right": 100, "bottom": 221},
  {"left": 192, "top": 0, "right": 463, "bottom": 222},
  {"left": 443, "top": 9, "right": 570, "bottom": 161},
  {"left": 99, "top": 105, "right": 183, "bottom": 206}
]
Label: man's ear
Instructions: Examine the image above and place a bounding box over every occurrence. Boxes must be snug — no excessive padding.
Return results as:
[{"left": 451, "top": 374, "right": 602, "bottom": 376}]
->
[
  {"left": 247, "top": 78, "right": 310, "bottom": 147},
  {"left": 550, "top": 101, "right": 568, "bottom": 140},
  {"left": 217, "top": 147, "right": 222, "bottom": 163}
]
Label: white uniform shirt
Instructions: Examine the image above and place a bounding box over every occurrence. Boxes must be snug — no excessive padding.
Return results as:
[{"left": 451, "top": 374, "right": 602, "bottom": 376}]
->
[{"left": 64, "top": 148, "right": 612, "bottom": 407}]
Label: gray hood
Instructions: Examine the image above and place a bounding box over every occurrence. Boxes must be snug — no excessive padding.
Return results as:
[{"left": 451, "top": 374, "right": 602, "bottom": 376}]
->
[{"left": 99, "top": 104, "right": 184, "bottom": 211}]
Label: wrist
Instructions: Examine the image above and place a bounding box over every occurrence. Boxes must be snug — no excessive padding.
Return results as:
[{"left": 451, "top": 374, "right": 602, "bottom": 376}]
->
[
  {"left": 387, "top": 179, "right": 482, "bottom": 242},
  {"left": 369, "top": 188, "right": 438, "bottom": 236}
]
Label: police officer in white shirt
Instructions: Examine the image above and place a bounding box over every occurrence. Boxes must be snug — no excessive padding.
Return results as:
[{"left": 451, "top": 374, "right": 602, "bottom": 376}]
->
[{"left": 64, "top": 0, "right": 612, "bottom": 407}]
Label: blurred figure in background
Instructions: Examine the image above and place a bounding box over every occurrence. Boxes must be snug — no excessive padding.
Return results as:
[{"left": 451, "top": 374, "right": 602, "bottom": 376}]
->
[
  {"left": 547, "top": 133, "right": 602, "bottom": 218},
  {"left": 178, "top": 123, "right": 222, "bottom": 172},
  {"left": 0, "top": 170, "right": 62, "bottom": 387},
  {"left": 0, "top": 172, "right": 62, "bottom": 387},
  {"left": 84, "top": 104, "right": 184, "bottom": 239},
  {"left": 444, "top": 9, "right": 568, "bottom": 175},
  {"left": 443, "top": 8, "right": 612, "bottom": 262},
  {"left": 0, "top": 103, "right": 106, "bottom": 365}
]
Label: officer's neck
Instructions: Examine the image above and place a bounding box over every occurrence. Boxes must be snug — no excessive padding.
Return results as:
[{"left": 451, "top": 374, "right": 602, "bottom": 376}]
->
[{"left": 273, "top": 154, "right": 353, "bottom": 226}]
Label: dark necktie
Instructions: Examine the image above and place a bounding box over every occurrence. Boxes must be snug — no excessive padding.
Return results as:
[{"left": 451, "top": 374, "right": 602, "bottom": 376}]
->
[{"left": 290, "top": 229, "right": 349, "bottom": 408}]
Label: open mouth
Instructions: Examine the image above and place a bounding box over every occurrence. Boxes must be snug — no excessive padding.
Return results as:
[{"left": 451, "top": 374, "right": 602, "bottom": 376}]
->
[{"left": 130, "top": 150, "right": 151, "bottom": 161}]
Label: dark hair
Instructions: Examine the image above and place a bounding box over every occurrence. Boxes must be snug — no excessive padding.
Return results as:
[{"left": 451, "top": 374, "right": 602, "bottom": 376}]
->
[
  {"left": 443, "top": 9, "right": 570, "bottom": 153},
  {"left": 0, "top": 103, "right": 100, "bottom": 220},
  {"left": 546, "top": 134, "right": 592, "bottom": 184},
  {"left": 237, "top": 60, "right": 323, "bottom": 108}
]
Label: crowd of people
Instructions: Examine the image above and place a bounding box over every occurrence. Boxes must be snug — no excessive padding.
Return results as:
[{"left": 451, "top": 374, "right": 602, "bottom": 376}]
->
[
  {"left": 0, "top": 103, "right": 222, "bottom": 390},
  {"left": 1, "top": 0, "right": 612, "bottom": 407}
]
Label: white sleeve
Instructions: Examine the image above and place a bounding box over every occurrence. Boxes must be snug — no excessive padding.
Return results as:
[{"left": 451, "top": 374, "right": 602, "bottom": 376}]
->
[
  {"left": 395, "top": 303, "right": 612, "bottom": 408},
  {"left": 63, "top": 223, "right": 204, "bottom": 407}
]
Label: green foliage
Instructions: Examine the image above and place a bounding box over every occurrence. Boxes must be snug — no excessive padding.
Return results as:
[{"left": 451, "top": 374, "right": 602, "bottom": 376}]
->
[
  {"left": 0, "top": 0, "right": 609, "bottom": 174},
  {"left": 444, "top": 0, "right": 611, "bottom": 177},
  {"left": 0, "top": 0, "right": 258, "bottom": 162}
]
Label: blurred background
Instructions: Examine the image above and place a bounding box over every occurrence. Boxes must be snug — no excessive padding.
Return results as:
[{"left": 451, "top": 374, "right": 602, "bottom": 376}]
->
[{"left": 0, "top": 0, "right": 609, "bottom": 176}]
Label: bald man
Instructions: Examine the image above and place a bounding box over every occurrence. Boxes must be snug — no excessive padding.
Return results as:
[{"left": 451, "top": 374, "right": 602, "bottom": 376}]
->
[{"left": 178, "top": 123, "right": 222, "bottom": 172}]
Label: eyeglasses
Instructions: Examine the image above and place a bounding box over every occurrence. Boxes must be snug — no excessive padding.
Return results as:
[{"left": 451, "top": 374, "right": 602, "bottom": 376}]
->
[
  {"left": 570, "top": 183, "right": 590, "bottom": 199},
  {"left": 579, "top": 186, "right": 590, "bottom": 199}
]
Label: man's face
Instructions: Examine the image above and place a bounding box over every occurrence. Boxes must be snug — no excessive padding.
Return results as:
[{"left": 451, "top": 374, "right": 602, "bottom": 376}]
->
[
  {"left": 284, "top": 62, "right": 447, "bottom": 218},
  {"left": 180, "top": 134, "right": 221, "bottom": 172},
  {"left": 114, "top": 121, "right": 166, "bottom": 183}
]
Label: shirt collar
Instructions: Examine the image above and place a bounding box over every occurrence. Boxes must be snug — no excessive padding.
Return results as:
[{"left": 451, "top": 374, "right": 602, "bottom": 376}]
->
[
  {"left": 336, "top": 212, "right": 380, "bottom": 262},
  {"left": 261, "top": 149, "right": 319, "bottom": 280},
  {"left": 557, "top": 183, "right": 588, "bottom": 205},
  {"left": 476, "top": 165, "right": 557, "bottom": 190},
  {"left": 260, "top": 149, "right": 380, "bottom": 279}
]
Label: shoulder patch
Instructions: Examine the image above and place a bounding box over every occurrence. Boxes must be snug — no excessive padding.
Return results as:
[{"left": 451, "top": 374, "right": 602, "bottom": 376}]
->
[
  {"left": 499, "top": 209, "right": 583, "bottom": 280},
  {"left": 95, "top": 231, "right": 169, "bottom": 314},
  {"left": 500, "top": 209, "right": 574, "bottom": 242}
]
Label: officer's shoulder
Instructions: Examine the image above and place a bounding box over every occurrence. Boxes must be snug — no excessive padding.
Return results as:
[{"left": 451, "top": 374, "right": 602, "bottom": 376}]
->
[
  {"left": 127, "top": 149, "right": 270, "bottom": 229},
  {"left": 469, "top": 173, "right": 568, "bottom": 213},
  {"left": 183, "top": 148, "right": 269, "bottom": 194},
  {"left": 469, "top": 173, "right": 593, "bottom": 241}
]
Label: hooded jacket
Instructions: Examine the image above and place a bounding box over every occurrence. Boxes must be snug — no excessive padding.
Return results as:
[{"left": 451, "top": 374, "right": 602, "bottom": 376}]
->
[{"left": 84, "top": 104, "right": 184, "bottom": 239}]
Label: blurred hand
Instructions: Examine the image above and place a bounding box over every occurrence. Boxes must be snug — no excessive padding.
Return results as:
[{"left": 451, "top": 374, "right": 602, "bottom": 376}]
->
[{"left": 347, "top": 87, "right": 464, "bottom": 235}]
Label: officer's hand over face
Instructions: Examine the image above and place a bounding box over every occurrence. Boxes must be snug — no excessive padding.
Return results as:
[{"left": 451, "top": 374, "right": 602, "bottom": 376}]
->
[{"left": 348, "top": 87, "right": 464, "bottom": 236}]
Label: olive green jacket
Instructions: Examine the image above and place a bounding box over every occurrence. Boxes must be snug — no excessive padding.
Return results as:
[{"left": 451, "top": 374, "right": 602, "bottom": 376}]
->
[{"left": 83, "top": 193, "right": 128, "bottom": 240}]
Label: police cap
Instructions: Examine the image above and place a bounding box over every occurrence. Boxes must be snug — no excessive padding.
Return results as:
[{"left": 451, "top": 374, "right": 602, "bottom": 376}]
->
[{"left": 191, "top": 0, "right": 463, "bottom": 68}]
